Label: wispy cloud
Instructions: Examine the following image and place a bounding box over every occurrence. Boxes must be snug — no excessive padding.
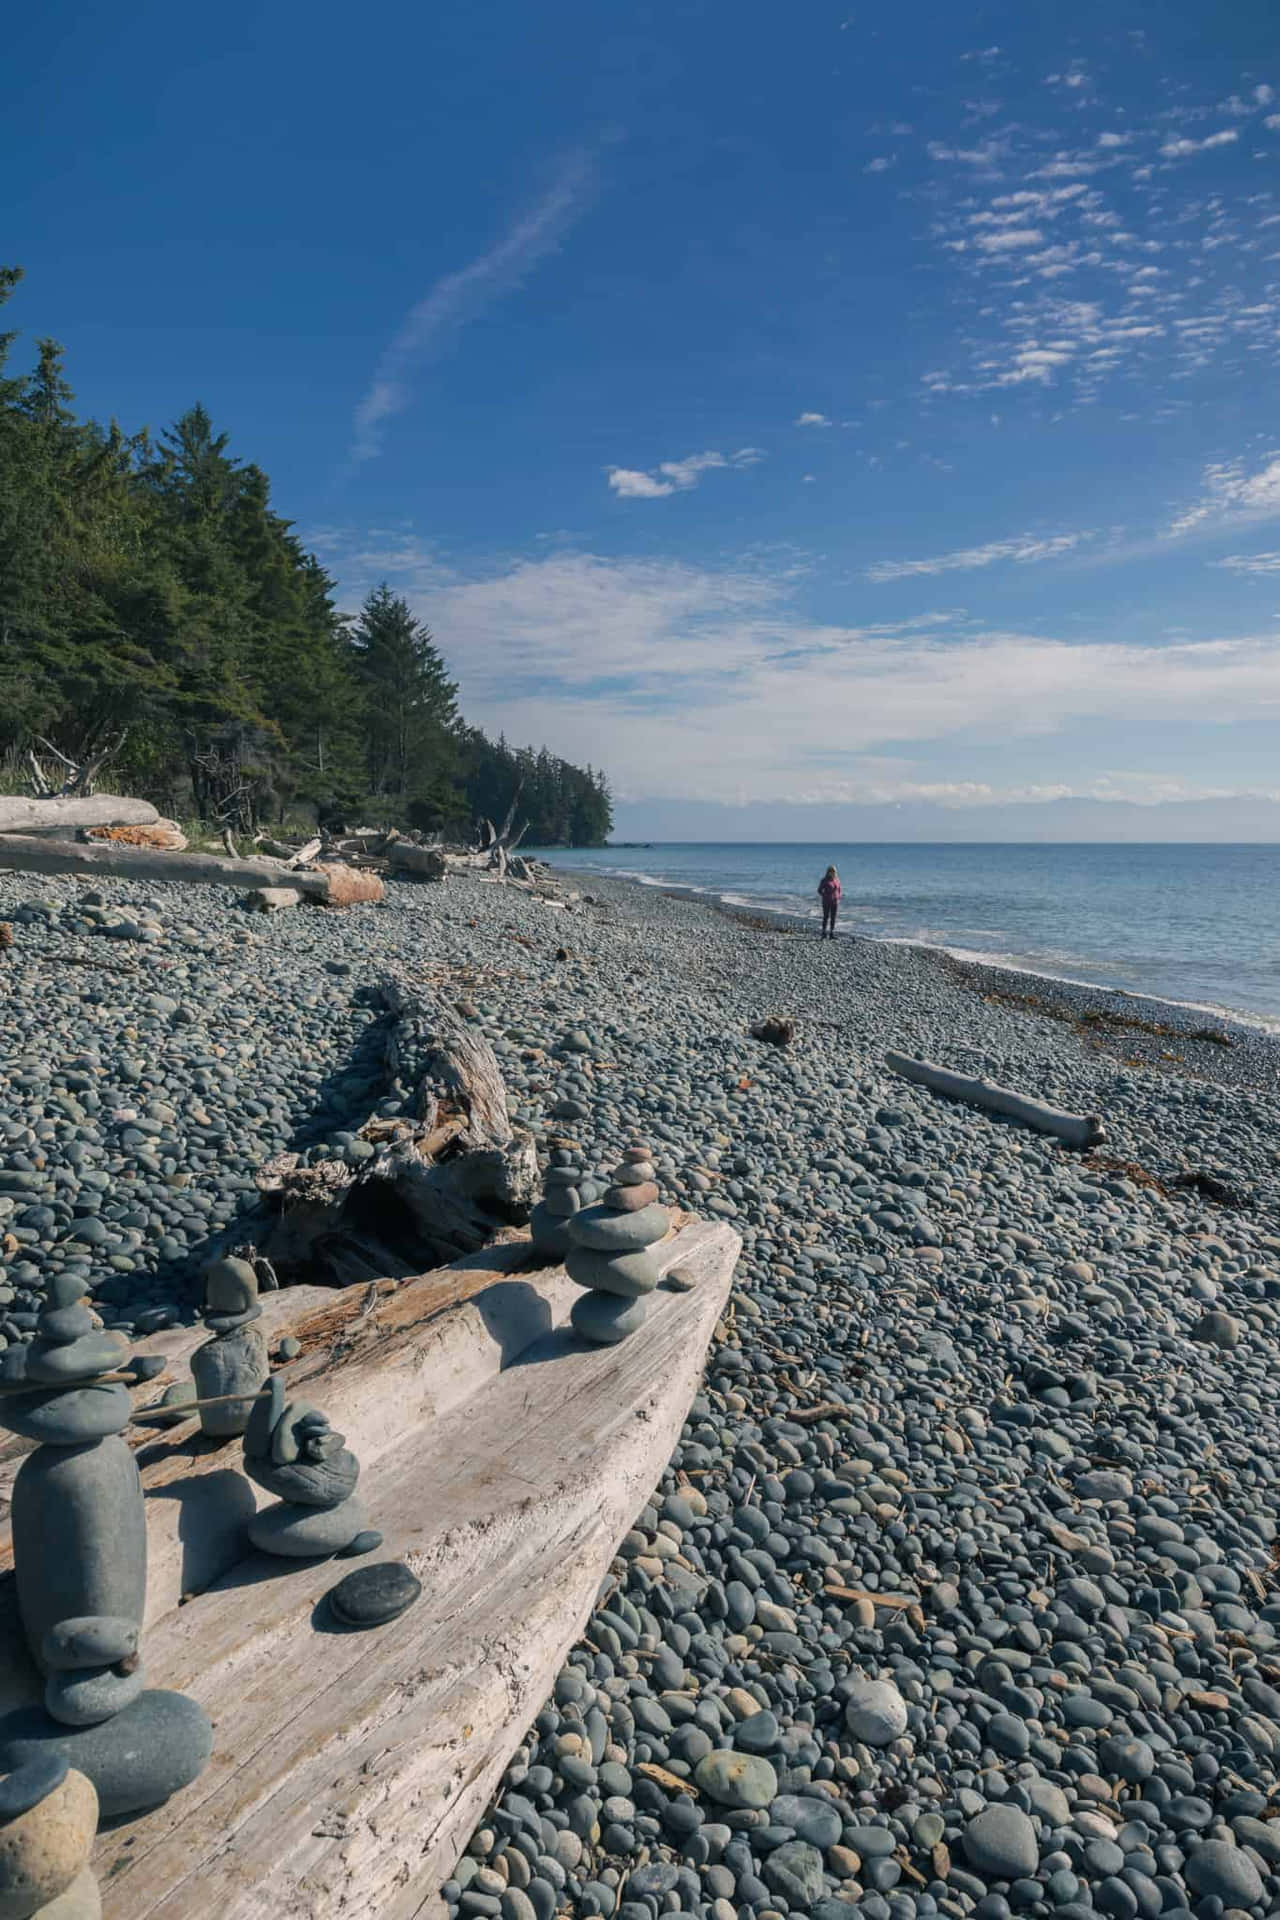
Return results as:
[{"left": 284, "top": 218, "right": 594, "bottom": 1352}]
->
[
  {"left": 349, "top": 151, "right": 594, "bottom": 466},
  {"left": 1160, "top": 129, "right": 1239, "bottom": 158},
  {"left": 796, "top": 411, "right": 832, "bottom": 427},
  {"left": 865, "top": 531, "right": 1088, "bottom": 582},
  {"left": 1212, "top": 550, "right": 1280, "bottom": 574},
  {"left": 1168, "top": 452, "right": 1280, "bottom": 536},
  {"left": 606, "top": 448, "right": 764, "bottom": 500}
]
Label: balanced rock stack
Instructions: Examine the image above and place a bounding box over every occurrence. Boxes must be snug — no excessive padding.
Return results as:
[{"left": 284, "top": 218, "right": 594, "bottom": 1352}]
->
[
  {"left": 528, "top": 1138, "right": 584, "bottom": 1260},
  {"left": 244, "top": 1375, "right": 379, "bottom": 1559},
  {"left": 566, "top": 1144, "right": 669, "bottom": 1345},
  {"left": 0, "top": 1278, "right": 212, "bottom": 1817},
  {"left": 0, "top": 1756, "right": 100, "bottom": 1920},
  {"left": 189, "top": 1254, "right": 269, "bottom": 1439}
]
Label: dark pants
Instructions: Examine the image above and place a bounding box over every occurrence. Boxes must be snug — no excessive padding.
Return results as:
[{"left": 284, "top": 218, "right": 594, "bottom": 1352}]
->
[{"left": 822, "top": 902, "right": 838, "bottom": 937}]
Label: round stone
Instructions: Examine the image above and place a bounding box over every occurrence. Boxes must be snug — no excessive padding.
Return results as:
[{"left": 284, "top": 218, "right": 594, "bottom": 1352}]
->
[
  {"left": 328, "top": 1561, "right": 423, "bottom": 1629},
  {"left": 570, "top": 1292, "right": 647, "bottom": 1345},
  {"left": 42, "top": 1619, "right": 139, "bottom": 1673},
  {"left": 0, "top": 1756, "right": 69, "bottom": 1823},
  {"left": 601, "top": 1182, "right": 660, "bottom": 1212},
  {"left": 1184, "top": 1840, "right": 1264, "bottom": 1906},
  {"left": 544, "top": 1187, "right": 582, "bottom": 1218},
  {"left": 24, "top": 1334, "right": 129, "bottom": 1386},
  {"left": 845, "top": 1679, "right": 909, "bottom": 1746},
  {"left": 0, "top": 1690, "right": 212, "bottom": 1819},
  {"left": 565, "top": 1246, "right": 660, "bottom": 1299},
  {"left": 0, "top": 1766, "right": 96, "bottom": 1918},
  {"left": 962, "top": 1805, "right": 1039, "bottom": 1881},
  {"left": 693, "top": 1750, "right": 778, "bottom": 1810},
  {"left": 139, "top": 1383, "right": 195, "bottom": 1430},
  {"left": 529, "top": 1204, "right": 573, "bottom": 1260},
  {"left": 248, "top": 1498, "right": 368, "bottom": 1558},
  {"left": 203, "top": 1256, "right": 258, "bottom": 1317},
  {"left": 45, "top": 1662, "right": 147, "bottom": 1730},
  {"left": 567, "top": 1203, "right": 670, "bottom": 1253},
  {"left": 1190, "top": 1311, "right": 1240, "bottom": 1350},
  {"left": 36, "top": 1308, "right": 95, "bottom": 1344},
  {"left": 664, "top": 1263, "right": 698, "bottom": 1291},
  {"left": 0, "top": 1390, "right": 131, "bottom": 1443},
  {"left": 336, "top": 1529, "right": 383, "bottom": 1557}
]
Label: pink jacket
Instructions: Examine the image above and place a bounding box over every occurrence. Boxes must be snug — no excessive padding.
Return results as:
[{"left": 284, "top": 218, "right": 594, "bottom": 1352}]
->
[{"left": 819, "top": 875, "right": 842, "bottom": 904}]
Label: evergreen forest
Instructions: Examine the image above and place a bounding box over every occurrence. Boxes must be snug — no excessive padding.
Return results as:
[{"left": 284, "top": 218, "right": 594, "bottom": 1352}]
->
[{"left": 0, "top": 267, "right": 612, "bottom": 846}]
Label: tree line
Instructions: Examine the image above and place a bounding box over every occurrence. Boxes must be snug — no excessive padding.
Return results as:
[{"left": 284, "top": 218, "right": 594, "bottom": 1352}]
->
[{"left": 0, "top": 266, "right": 612, "bottom": 846}]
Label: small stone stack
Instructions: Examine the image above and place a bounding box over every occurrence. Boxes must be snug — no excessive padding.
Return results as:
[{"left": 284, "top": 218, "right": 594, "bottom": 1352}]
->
[
  {"left": 528, "top": 1138, "right": 584, "bottom": 1260},
  {"left": 566, "top": 1144, "right": 669, "bottom": 1345},
  {"left": 0, "top": 1279, "right": 212, "bottom": 1818},
  {"left": 244, "top": 1375, "right": 379, "bottom": 1559},
  {"left": 189, "top": 1255, "right": 269, "bottom": 1439}
]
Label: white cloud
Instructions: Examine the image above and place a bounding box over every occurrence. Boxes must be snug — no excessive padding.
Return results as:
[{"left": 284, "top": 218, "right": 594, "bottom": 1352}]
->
[
  {"left": 607, "top": 469, "right": 678, "bottom": 500},
  {"left": 1266, "top": 115, "right": 1280, "bottom": 131},
  {"left": 865, "top": 156, "right": 895, "bottom": 173},
  {"left": 320, "top": 539, "right": 1280, "bottom": 806},
  {"left": 974, "top": 226, "right": 1045, "bottom": 251},
  {"left": 606, "top": 448, "right": 764, "bottom": 500},
  {"left": 796, "top": 411, "right": 832, "bottom": 427},
  {"left": 1097, "top": 132, "right": 1130, "bottom": 148},
  {"left": 1256, "top": 85, "right": 1274, "bottom": 106},
  {"left": 1212, "top": 550, "right": 1280, "bottom": 574},
  {"left": 1159, "top": 129, "right": 1239, "bottom": 158},
  {"left": 865, "top": 531, "right": 1087, "bottom": 581},
  {"left": 1168, "top": 452, "right": 1280, "bottom": 535},
  {"left": 349, "top": 153, "right": 593, "bottom": 465}
]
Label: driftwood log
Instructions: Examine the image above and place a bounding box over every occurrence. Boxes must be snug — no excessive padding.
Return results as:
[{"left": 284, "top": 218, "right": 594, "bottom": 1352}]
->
[
  {"left": 387, "top": 841, "right": 448, "bottom": 880},
  {"left": 0, "top": 794, "right": 159, "bottom": 835},
  {"left": 0, "top": 1217, "right": 738, "bottom": 1920},
  {"left": 885, "top": 1049, "right": 1105, "bottom": 1147},
  {"left": 0, "top": 834, "right": 384, "bottom": 904},
  {"left": 258, "top": 977, "right": 539, "bottom": 1281}
]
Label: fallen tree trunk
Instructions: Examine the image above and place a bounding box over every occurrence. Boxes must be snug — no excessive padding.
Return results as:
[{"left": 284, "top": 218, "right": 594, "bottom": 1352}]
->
[
  {"left": 885, "top": 1049, "right": 1105, "bottom": 1147},
  {"left": 386, "top": 841, "right": 448, "bottom": 880},
  {"left": 0, "top": 794, "right": 159, "bottom": 835},
  {"left": 0, "top": 834, "right": 384, "bottom": 904},
  {"left": 258, "top": 976, "right": 538, "bottom": 1280}
]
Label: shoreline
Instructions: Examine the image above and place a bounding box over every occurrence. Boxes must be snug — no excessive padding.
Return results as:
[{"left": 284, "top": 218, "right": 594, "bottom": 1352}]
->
[
  {"left": 554, "top": 863, "right": 1280, "bottom": 1092},
  {"left": 538, "top": 849, "right": 1280, "bottom": 1041}
]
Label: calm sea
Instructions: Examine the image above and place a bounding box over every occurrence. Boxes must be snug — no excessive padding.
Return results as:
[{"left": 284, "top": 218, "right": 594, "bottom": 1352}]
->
[{"left": 529, "top": 842, "right": 1280, "bottom": 1030}]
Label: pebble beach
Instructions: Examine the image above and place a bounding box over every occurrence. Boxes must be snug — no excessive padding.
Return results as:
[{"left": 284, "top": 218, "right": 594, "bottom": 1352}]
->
[{"left": 2, "top": 864, "right": 1280, "bottom": 1920}]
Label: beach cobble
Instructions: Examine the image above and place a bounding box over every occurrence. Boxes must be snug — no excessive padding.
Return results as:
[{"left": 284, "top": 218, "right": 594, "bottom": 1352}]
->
[{"left": 2, "top": 864, "right": 1280, "bottom": 1919}]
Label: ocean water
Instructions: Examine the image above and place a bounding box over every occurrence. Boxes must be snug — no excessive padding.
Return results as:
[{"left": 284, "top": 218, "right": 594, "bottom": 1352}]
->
[{"left": 529, "top": 842, "right": 1280, "bottom": 1029}]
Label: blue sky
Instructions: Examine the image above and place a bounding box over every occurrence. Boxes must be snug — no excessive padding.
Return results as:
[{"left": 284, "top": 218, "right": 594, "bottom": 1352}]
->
[{"left": 7, "top": 0, "right": 1280, "bottom": 837}]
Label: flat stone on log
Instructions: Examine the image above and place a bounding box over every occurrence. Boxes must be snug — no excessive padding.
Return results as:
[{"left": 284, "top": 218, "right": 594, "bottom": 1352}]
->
[
  {"left": 25, "top": 1334, "right": 129, "bottom": 1385},
  {"left": 565, "top": 1246, "right": 660, "bottom": 1299},
  {"left": 568, "top": 1202, "right": 669, "bottom": 1253},
  {"left": 570, "top": 1292, "right": 647, "bottom": 1345},
  {"left": 328, "top": 1561, "right": 422, "bottom": 1629},
  {"left": 0, "top": 1689, "right": 212, "bottom": 1818},
  {"left": 248, "top": 1499, "right": 368, "bottom": 1558}
]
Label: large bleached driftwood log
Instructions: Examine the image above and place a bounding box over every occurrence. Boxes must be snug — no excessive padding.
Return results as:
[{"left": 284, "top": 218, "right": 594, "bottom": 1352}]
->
[
  {"left": 0, "top": 794, "right": 159, "bottom": 834},
  {"left": 24, "top": 1216, "right": 737, "bottom": 1920},
  {"left": 386, "top": 840, "right": 448, "bottom": 879},
  {"left": 886, "top": 1049, "right": 1105, "bottom": 1147},
  {"left": 259, "top": 977, "right": 539, "bottom": 1280},
  {"left": 0, "top": 834, "right": 384, "bottom": 904}
]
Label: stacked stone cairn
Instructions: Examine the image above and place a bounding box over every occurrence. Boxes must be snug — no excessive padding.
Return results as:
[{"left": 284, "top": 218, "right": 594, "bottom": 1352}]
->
[
  {"left": 528, "top": 1137, "right": 584, "bottom": 1260},
  {"left": 0, "top": 1756, "right": 100, "bottom": 1919},
  {"left": 0, "top": 1278, "right": 212, "bottom": 1818},
  {"left": 565, "top": 1143, "right": 669, "bottom": 1345},
  {"left": 244, "top": 1374, "right": 379, "bottom": 1559},
  {"left": 189, "top": 1254, "right": 269, "bottom": 1439}
]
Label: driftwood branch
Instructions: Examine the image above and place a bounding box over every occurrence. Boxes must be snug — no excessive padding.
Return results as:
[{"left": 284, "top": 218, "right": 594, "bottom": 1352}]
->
[{"left": 885, "top": 1049, "right": 1105, "bottom": 1147}]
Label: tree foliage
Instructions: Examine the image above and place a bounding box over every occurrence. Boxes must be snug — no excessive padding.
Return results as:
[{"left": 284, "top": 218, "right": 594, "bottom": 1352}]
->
[{"left": 0, "top": 267, "right": 612, "bottom": 845}]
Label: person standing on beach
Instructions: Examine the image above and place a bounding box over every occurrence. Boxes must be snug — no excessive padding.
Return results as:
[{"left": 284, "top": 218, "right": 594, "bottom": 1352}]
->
[{"left": 818, "top": 864, "right": 842, "bottom": 939}]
